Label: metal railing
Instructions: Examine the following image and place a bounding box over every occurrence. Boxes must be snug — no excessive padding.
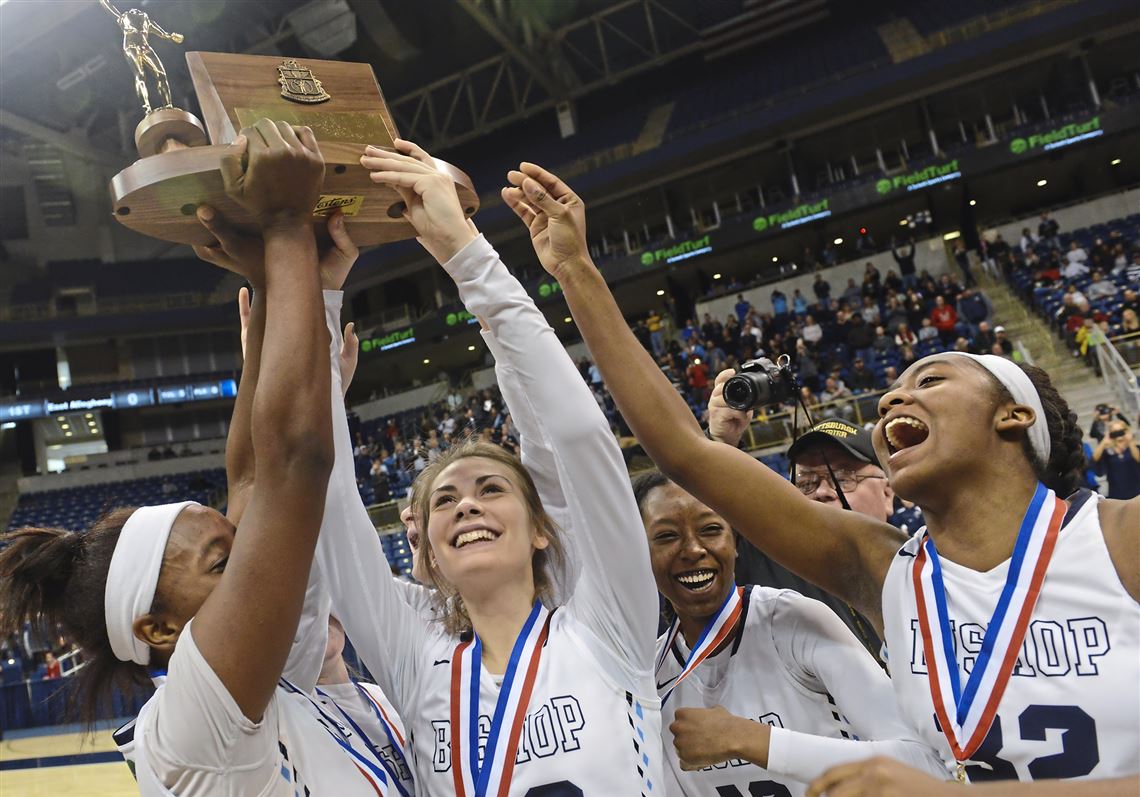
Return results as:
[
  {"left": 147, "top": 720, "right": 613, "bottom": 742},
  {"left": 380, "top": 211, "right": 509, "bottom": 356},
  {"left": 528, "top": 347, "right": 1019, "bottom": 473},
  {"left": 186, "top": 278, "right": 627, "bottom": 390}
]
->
[
  {"left": 1099, "top": 332, "right": 1140, "bottom": 421},
  {"left": 737, "top": 389, "right": 889, "bottom": 452}
]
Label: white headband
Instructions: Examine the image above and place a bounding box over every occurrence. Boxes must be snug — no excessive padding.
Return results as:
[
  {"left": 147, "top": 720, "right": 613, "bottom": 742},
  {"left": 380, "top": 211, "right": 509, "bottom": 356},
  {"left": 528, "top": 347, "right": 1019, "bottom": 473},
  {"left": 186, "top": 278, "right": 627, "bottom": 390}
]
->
[
  {"left": 105, "top": 501, "right": 197, "bottom": 666},
  {"left": 928, "top": 352, "right": 1051, "bottom": 465}
]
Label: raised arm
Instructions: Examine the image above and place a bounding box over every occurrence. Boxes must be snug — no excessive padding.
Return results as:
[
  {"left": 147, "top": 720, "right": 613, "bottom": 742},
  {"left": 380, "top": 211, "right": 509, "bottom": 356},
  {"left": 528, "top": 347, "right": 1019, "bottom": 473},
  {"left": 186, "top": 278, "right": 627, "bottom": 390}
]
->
[
  {"left": 190, "top": 120, "right": 332, "bottom": 720},
  {"left": 360, "top": 141, "right": 658, "bottom": 672},
  {"left": 502, "top": 163, "right": 903, "bottom": 634}
]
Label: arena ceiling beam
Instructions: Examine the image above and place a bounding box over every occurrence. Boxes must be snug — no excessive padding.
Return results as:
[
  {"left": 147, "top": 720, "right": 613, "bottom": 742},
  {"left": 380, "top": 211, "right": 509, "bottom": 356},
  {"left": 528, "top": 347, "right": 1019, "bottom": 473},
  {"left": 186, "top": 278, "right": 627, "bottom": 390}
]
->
[
  {"left": 0, "top": 109, "right": 122, "bottom": 171},
  {"left": 456, "top": 0, "right": 568, "bottom": 99},
  {"left": 390, "top": 0, "right": 704, "bottom": 151}
]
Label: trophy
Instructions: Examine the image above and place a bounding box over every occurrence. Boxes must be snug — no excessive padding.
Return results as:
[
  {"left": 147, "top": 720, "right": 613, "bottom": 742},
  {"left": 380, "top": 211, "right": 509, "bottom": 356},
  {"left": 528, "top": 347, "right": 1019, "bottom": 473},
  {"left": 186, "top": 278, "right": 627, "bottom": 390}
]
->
[{"left": 102, "top": 4, "right": 477, "bottom": 246}]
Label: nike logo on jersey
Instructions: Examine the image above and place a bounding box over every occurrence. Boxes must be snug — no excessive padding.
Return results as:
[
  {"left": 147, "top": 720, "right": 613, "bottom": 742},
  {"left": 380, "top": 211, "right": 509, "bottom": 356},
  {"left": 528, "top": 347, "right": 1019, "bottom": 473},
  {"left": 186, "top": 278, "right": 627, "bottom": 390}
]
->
[{"left": 433, "top": 659, "right": 450, "bottom": 666}]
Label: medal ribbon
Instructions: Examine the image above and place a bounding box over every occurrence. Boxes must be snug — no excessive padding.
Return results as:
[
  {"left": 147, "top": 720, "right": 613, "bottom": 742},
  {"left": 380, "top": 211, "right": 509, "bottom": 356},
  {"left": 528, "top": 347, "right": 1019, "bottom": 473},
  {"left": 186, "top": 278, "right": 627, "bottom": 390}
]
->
[
  {"left": 655, "top": 586, "right": 744, "bottom": 704},
  {"left": 280, "top": 678, "right": 392, "bottom": 795},
  {"left": 912, "top": 482, "right": 1065, "bottom": 763},
  {"left": 450, "top": 602, "right": 553, "bottom": 797},
  {"left": 314, "top": 681, "right": 412, "bottom": 797}
]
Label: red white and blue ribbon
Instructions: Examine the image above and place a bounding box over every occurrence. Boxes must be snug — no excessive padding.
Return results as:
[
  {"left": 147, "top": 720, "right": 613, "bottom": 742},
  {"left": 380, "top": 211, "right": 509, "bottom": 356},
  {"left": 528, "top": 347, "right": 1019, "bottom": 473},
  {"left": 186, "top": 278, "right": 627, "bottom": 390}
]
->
[
  {"left": 912, "top": 482, "right": 1065, "bottom": 763},
  {"left": 314, "top": 680, "right": 412, "bottom": 797},
  {"left": 450, "top": 602, "right": 553, "bottom": 797},
  {"left": 280, "top": 678, "right": 394, "bottom": 795},
  {"left": 655, "top": 586, "right": 744, "bottom": 704}
]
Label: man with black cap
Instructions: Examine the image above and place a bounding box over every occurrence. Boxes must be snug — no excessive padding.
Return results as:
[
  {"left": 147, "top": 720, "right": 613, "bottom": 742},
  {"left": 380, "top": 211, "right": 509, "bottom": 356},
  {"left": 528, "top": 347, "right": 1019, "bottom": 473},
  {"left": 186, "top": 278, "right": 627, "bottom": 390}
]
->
[{"left": 706, "top": 376, "right": 923, "bottom": 661}]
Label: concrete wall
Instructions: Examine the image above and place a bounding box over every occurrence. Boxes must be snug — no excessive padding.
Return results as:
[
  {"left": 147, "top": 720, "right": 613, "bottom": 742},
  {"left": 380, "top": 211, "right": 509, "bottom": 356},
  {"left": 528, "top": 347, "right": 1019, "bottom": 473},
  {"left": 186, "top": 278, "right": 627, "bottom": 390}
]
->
[
  {"left": 696, "top": 236, "right": 954, "bottom": 322},
  {"left": 353, "top": 380, "right": 450, "bottom": 422},
  {"left": 18, "top": 452, "right": 225, "bottom": 494},
  {"left": 983, "top": 188, "right": 1140, "bottom": 246}
]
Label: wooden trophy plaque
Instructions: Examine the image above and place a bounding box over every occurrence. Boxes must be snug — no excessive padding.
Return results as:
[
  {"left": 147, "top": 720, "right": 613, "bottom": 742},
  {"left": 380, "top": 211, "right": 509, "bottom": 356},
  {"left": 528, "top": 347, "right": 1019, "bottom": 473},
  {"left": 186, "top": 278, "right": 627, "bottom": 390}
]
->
[{"left": 109, "top": 52, "right": 478, "bottom": 246}]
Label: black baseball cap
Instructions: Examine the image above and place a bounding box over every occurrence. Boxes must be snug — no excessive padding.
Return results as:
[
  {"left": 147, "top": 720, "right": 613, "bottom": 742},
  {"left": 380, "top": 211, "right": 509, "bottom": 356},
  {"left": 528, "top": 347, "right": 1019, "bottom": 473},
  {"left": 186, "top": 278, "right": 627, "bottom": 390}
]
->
[{"left": 787, "top": 419, "right": 881, "bottom": 468}]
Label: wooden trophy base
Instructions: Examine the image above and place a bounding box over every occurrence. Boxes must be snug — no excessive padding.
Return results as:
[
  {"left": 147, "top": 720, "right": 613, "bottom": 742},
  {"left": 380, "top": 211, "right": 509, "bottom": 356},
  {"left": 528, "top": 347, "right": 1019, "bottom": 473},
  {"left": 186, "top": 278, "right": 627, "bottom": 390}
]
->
[
  {"left": 135, "top": 109, "right": 209, "bottom": 157},
  {"left": 108, "top": 141, "right": 479, "bottom": 246}
]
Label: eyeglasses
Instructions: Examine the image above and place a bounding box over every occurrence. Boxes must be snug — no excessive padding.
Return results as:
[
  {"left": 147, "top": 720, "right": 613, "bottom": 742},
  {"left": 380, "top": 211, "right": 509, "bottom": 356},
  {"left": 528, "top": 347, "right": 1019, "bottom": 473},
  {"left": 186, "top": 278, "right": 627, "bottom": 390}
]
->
[{"left": 794, "top": 471, "right": 885, "bottom": 496}]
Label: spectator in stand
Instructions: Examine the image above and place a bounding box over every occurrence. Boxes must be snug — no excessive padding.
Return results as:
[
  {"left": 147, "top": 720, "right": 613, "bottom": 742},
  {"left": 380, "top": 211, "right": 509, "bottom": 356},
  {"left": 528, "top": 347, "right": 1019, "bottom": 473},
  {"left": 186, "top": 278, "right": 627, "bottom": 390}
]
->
[
  {"left": 701, "top": 313, "right": 721, "bottom": 343},
  {"left": 770, "top": 288, "right": 789, "bottom": 320},
  {"left": 841, "top": 278, "right": 862, "bottom": 307},
  {"left": 686, "top": 356, "right": 710, "bottom": 404},
  {"left": 819, "top": 377, "right": 854, "bottom": 420},
  {"left": 952, "top": 239, "right": 976, "bottom": 288},
  {"left": 956, "top": 287, "right": 994, "bottom": 336},
  {"left": 881, "top": 296, "right": 907, "bottom": 334},
  {"left": 1089, "top": 404, "right": 1127, "bottom": 443},
  {"left": 881, "top": 365, "right": 898, "bottom": 389},
  {"left": 792, "top": 289, "right": 808, "bottom": 316},
  {"left": 734, "top": 293, "right": 751, "bottom": 323},
  {"left": 1075, "top": 318, "right": 1107, "bottom": 374},
  {"left": 813, "top": 272, "right": 831, "bottom": 302},
  {"left": 1019, "top": 226, "right": 1037, "bottom": 253},
  {"left": 680, "top": 319, "right": 698, "bottom": 344},
  {"left": 1086, "top": 270, "right": 1119, "bottom": 301},
  {"left": 903, "top": 289, "right": 926, "bottom": 329},
  {"left": 846, "top": 314, "right": 875, "bottom": 362},
  {"left": 798, "top": 384, "right": 820, "bottom": 409},
  {"left": 1064, "top": 240, "right": 1089, "bottom": 275},
  {"left": 952, "top": 336, "right": 971, "bottom": 353},
  {"left": 1092, "top": 420, "right": 1140, "bottom": 499},
  {"left": 871, "top": 325, "right": 893, "bottom": 356},
  {"left": 898, "top": 343, "right": 918, "bottom": 370},
  {"left": 801, "top": 314, "right": 823, "bottom": 345},
  {"left": 972, "top": 321, "right": 997, "bottom": 354},
  {"left": 935, "top": 273, "right": 962, "bottom": 304},
  {"left": 891, "top": 236, "right": 917, "bottom": 289},
  {"left": 1122, "top": 288, "right": 1139, "bottom": 316},
  {"left": 894, "top": 323, "right": 917, "bottom": 348},
  {"left": 1127, "top": 253, "right": 1140, "bottom": 285},
  {"left": 847, "top": 357, "right": 875, "bottom": 393},
  {"left": 929, "top": 295, "right": 958, "bottom": 343},
  {"left": 1038, "top": 211, "right": 1060, "bottom": 248},
  {"left": 859, "top": 295, "right": 880, "bottom": 325},
  {"left": 633, "top": 319, "right": 652, "bottom": 352},
  {"left": 993, "top": 325, "right": 1013, "bottom": 356},
  {"left": 43, "top": 650, "right": 61, "bottom": 679},
  {"left": 917, "top": 317, "right": 939, "bottom": 344},
  {"left": 648, "top": 308, "right": 665, "bottom": 355}
]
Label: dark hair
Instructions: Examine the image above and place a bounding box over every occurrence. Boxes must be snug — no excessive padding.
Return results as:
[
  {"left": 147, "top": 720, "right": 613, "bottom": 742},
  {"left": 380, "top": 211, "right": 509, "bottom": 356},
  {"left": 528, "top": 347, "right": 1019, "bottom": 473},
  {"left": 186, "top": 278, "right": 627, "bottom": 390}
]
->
[
  {"left": 0, "top": 507, "right": 150, "bottom": 723},
  {"left": 990, "top": 364, "right": 1085, "bottom": 498},
  {"left": 631, "top": 470, "right": 672, "bottom": 515}
]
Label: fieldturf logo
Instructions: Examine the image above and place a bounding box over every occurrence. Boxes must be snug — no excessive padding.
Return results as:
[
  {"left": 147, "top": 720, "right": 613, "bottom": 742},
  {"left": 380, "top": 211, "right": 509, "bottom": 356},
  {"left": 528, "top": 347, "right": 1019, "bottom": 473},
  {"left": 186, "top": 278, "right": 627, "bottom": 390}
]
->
[
  {"left": 360, "top": 327, "right": 416, "bottom": 353},
  {"left": 445, "top": 310, "right": 476, "bottom": 327},
  {"left": 537, "top": 280, "right": 562, "bottom": 298},
  {"left": 877, "top": 160, "right": 961, "bottom": 194},
  {"left": 641, "top": 235, "right": 712, "bottom": 266},
  {"left": 1009, "top": 117, "right": 1102, "bottom": 154},
  {"left": 753, "top": 199, "right": 831, "bottom": 232}
]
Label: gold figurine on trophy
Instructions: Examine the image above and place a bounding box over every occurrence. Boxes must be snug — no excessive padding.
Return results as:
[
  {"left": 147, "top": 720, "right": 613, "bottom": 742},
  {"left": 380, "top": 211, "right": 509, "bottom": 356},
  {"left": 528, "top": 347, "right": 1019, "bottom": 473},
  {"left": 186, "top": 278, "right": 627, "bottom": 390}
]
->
[{"left": 99, "top": 0, "right": 184, "bottom": 115}]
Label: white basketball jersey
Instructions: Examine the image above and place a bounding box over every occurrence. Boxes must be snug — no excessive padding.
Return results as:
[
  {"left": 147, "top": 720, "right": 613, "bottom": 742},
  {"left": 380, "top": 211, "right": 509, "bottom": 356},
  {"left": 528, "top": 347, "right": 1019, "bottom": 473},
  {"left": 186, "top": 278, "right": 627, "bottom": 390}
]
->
[
  {"left": 314, "top": 680, "right": 414, "bottom": 795},
  {"left": 407, "top": 609, "right": 663, "bottom": 796},
  {"left": 659, "top": 586, "right": 870, "bottom": 797},
  {"left": 882, "top": 490, "right": 1140, "bottom": 782}
]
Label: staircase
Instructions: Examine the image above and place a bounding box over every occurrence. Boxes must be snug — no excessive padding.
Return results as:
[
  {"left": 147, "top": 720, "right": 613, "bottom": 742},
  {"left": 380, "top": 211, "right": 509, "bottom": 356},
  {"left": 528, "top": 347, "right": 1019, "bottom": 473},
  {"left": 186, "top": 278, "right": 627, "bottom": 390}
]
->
[{"left": 981, "top": 275, "right": 1107, "bottom": 431}]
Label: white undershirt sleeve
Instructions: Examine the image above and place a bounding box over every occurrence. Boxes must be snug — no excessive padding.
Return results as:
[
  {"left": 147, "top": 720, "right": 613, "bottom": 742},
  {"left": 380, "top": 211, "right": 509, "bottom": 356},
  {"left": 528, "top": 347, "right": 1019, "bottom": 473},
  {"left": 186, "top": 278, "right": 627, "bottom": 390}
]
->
[
  {"left": 767, "top": 590, "right": 949, "bottom": 782},
  {"left": 312, "top": 290, "right": 429, "bottom": 716},
  {"left": 441, "top": 236, "right": 658, "bottom": 681}
]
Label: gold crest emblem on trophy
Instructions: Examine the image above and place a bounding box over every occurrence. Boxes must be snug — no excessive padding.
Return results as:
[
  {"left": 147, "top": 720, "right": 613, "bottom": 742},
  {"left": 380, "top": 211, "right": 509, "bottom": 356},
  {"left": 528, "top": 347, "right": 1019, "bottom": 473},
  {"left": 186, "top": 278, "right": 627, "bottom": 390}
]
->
[{"left": 101, "top": 3, "right": 477, "bottom": 247}]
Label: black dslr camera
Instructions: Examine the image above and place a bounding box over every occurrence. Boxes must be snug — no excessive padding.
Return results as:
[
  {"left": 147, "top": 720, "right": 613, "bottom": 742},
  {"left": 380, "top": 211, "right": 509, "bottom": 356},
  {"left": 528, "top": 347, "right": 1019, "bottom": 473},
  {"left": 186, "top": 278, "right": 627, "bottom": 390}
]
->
[{"left": 723, "top": 355, "right": 797, "bottom": 411}]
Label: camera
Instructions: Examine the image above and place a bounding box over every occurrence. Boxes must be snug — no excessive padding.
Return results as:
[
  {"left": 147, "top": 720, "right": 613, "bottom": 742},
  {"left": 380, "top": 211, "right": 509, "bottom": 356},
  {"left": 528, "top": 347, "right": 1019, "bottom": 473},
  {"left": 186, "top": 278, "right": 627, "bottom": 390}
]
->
[
  {"left": 1109, "top": 429, "right": 1127, "bottom": 439},
  {"left": 723, "top": 355, "right": 797, "bottom": 411}
]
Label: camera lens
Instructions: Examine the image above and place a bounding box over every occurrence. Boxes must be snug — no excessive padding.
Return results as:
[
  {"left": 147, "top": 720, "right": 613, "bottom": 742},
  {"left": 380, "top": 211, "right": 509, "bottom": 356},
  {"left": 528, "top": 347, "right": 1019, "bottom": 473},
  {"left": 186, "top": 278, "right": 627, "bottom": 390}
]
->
[{"left": 723, "top": 376, "right": 757, "bottom": 411}]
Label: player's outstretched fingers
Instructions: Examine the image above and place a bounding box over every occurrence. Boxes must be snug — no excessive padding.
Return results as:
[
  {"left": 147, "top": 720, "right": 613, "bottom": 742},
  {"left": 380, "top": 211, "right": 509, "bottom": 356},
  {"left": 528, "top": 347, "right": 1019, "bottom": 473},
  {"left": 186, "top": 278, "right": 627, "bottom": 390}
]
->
[
  {"left": 518, "top": 162, "right": 576, "bottom": 201},
  {"left": 521, "top": 177, "right": 562, "bottom": 216},
  {"left": 501, "top": 187, "right": 537, "bottom": 227},
  {"left": 394, "top": 139, "right": 434, "bottom": 165}
]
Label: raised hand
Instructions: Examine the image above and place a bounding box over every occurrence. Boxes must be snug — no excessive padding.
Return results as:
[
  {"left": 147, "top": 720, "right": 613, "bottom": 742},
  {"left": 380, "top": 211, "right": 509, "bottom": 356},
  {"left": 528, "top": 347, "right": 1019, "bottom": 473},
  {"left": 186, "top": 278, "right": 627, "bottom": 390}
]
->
[
  {"left": 193, "top": 207, "right": 357, "bottom": 291},
  {"left": 806, "top": 757, "right": 954, "bottom": 797},
  {"left": 339, "top": 322, "right": 358, "bottom": 396},
  {"left": 359, "top": 139, "right": 474, "bottom": 264},
  {"left": 502, "top": 162, "right": 589, "bottom": 280},
  {"left": 220, "top": 119, "right": 324, "bottom": 231},
  {"left": 708, "top": 368, "right": 754, "bottom": 447}
]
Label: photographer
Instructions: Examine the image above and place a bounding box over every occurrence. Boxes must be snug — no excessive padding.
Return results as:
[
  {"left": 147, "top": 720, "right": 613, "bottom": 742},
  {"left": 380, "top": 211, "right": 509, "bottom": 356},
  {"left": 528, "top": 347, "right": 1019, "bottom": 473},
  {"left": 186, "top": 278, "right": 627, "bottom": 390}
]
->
[
  {"left": 1089, "top": 403, "right": 1128, "bottom": 442},
  {"left": 1092, "top": 420, "right": 1140, "bottom": 499}
]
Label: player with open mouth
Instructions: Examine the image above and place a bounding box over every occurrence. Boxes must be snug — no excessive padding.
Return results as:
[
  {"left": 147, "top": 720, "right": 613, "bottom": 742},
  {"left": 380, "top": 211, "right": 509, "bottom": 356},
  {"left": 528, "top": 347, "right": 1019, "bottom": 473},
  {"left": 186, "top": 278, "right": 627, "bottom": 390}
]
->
[
  {"left": 633, "top": 471, "right": 944, "bottom": 796},
  {"left": 509, "top": 160, "right": 1140, "bottom": 795}
]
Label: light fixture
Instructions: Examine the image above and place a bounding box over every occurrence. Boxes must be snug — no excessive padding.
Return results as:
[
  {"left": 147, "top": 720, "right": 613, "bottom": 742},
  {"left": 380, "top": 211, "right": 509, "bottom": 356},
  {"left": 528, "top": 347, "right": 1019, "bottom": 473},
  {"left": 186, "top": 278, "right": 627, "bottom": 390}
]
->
[
  {"left": 833, "top": 237, "right": 843, "bottom": 245},
  {"left": 968, "top": 199, "right": 976, "bottom": 207},
  {"left": 564, "top": 317, "right": 572, "bottom": 324},
  {"left": 57, "top": 416, "right": 65, "bottom": 422},
  {"left": 467, "top": 345, "right": 476, "bottom": 351},
  {"left": 1036, "top": 179, "right": 1047, "bottom": 187},
  {"left": 656, "top": 289, "right": 665, "bottom": 296},
  {"left": 693, "top": 358, "right": 701, "bottom": 365},
  {"left": 713, "top": 273, "right": 722, "bottom": 280},
  {"left": 943, "top": 231, "right": 961, "bottom": 241},
  {"left": 899, "top": 218, "right": 909, "bottom": 226},
  {"left": 771, "top": 256, "right": 778, "bottom": 262},
  {"left": 64, "top": 431, "right": 73, "bottom": 437},
  {"left": 84, "top": 413, "right": 93, "bottom": 419},
  {"left": 422, "top": 358, "right": 430, "bottom": 364},
  {"left": 1111, "top": 158, "right": 1121, "bottom": 166}
]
